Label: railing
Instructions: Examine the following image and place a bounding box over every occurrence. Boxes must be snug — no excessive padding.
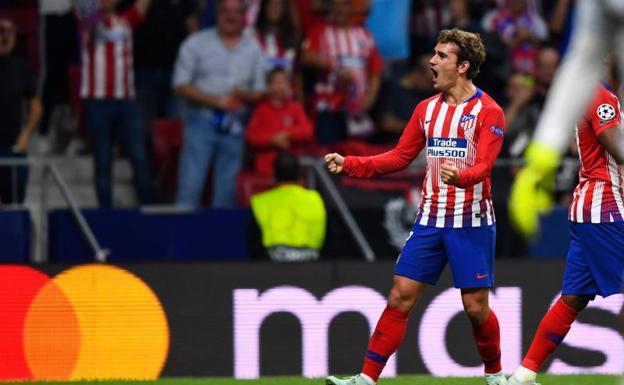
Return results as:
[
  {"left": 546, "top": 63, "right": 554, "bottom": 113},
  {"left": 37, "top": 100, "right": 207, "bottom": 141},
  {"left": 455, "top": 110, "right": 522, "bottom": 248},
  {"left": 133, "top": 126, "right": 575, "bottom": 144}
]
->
[
  {"left": 300, "top": 156, "right": 377, "bottom": 262},
  {"left": 0, "top": 156, "right": 373, "bottom": 263},
  {"left": 0, "top": 156, "right": 581, "bottom": 264},
  {"left": 0, "top": 158, "right": 109, "bottom": 263}
]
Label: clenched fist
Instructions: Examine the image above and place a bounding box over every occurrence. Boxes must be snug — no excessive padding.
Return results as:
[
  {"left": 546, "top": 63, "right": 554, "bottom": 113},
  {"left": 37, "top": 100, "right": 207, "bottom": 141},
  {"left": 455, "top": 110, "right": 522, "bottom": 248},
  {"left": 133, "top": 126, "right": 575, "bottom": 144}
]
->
[
  {"left": 440, "top": 160, "right": 460, "bottom": 185},
  {"left": 324, "top": 153, "right": 345, "bottom": 174}
]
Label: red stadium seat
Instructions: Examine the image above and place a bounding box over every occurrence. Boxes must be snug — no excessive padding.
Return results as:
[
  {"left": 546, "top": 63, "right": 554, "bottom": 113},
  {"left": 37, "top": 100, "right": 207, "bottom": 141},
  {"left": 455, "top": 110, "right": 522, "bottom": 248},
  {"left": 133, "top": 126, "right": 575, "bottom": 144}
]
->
[{"left": 236, "top": 172, "right": 274, "bottom": 207}]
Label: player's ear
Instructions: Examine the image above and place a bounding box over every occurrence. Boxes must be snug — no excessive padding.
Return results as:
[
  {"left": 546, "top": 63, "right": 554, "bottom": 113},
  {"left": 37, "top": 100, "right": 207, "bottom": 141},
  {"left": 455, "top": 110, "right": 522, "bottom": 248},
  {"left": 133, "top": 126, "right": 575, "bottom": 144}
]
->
[{"left": 458, "top": 60, "right": 470, "bottom": 76}]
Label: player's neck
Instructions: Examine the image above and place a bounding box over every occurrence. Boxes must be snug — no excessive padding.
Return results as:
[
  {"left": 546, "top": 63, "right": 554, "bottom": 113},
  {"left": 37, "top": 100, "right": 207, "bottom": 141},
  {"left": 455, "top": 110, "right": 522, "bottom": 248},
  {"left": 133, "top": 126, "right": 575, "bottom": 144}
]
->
[{"left": 443, "top": 80, "right": 476, "bottom": 105}]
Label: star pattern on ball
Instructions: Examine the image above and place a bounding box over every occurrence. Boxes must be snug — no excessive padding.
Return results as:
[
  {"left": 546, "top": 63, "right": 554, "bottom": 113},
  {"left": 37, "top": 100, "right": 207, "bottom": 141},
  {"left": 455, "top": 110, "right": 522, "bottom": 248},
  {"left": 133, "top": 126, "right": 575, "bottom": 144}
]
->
[{"left": 596, "top": 103, "right": 616, "bottom": 121}]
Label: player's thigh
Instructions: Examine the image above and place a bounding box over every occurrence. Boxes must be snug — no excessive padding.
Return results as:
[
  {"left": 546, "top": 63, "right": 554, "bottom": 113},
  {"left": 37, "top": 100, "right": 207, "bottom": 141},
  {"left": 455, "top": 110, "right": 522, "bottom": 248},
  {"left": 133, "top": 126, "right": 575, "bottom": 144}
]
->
[
  {"left": 573, "top": 222, "right": 624, "bottom": 297},
  {"left": 443, "top": 224, "right": 496, "bottom": 289},
  {"left": 394, "top": 224, "right": 446, "bottom": 286},
  {"left": 562, "top": 223, "right": 599, "bottom": 297}
]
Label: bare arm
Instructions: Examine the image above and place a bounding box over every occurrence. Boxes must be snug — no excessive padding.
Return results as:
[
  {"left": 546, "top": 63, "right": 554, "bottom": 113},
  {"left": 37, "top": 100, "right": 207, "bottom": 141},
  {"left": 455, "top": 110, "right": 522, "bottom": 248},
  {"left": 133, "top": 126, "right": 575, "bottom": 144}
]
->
[
  {"left": 598, "top": 126, "right": 624, "bottom": 165},
  {"left": 550, "top": 0, "right": 572, "bottom": 35},
  {"left": 15, "top": 97, "right": 43, "bottom": 152},
  {"left": 504, "top": 81, "right": 533, "bottom": 130}
]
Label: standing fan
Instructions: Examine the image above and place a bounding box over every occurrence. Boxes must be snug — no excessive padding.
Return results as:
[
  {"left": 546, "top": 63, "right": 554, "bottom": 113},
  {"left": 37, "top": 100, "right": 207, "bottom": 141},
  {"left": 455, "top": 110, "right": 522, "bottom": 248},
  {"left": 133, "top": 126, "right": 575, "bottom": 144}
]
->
[{"left": 73, "top": 0, "right": 102, "bottom": 25}]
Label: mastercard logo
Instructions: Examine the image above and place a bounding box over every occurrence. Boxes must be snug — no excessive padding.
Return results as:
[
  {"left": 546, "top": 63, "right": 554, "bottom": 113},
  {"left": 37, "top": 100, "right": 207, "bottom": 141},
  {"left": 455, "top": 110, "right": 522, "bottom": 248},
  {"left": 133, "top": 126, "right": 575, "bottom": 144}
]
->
[{"left": 0, "top": 264, "right": 169, "bottom": 381}]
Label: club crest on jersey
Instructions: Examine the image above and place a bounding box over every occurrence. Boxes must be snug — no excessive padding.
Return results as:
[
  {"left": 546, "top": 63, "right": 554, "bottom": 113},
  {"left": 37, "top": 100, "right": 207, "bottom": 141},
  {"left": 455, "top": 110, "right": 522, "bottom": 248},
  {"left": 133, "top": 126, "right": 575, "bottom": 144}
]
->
[
  {"left": 427, "top": 137, "right": 467, "bottom": 158},
  {"left": 460, "top": 114, "right": 476, "bottom": 132},
  {"left": 460, "top": 114, "right": 476, "bottom": 124}
]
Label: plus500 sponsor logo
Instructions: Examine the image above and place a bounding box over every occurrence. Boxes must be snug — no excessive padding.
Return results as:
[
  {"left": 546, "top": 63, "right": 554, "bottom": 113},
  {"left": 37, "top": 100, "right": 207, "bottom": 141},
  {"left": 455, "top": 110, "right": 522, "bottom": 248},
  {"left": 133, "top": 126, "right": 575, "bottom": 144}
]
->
[
  {"left": 233, "top": 286, "right": 623, "bottom": 379},
  {"left": 427, "top": 137, "right": 467, "bottom": 158}
]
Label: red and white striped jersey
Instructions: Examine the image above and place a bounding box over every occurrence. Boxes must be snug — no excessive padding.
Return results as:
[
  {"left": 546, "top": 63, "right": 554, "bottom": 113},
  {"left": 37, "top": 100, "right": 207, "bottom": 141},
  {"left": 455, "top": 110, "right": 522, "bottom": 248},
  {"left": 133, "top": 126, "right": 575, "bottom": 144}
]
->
[
  {"left": 302, "top": 23, "right": 383, "bottom": 112},
  {"left": 569, "top": 84, "right": 624, "bottom": 223},
  {"left": 256, "top": 32, "right": 296, "bottom": 72},
  {"left": 79, "top": 8, "right": 141, "bottom": 99},
  {"left": 343, "top": 88, "right": 505, "bottom": 228}
]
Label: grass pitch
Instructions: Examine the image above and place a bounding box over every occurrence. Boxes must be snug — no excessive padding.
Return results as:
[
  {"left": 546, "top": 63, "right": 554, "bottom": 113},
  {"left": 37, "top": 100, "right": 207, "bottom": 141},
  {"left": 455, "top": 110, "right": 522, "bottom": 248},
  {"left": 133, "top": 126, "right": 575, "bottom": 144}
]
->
[{"left": 1, "top": 375, "right": 620, "bottom": 385}]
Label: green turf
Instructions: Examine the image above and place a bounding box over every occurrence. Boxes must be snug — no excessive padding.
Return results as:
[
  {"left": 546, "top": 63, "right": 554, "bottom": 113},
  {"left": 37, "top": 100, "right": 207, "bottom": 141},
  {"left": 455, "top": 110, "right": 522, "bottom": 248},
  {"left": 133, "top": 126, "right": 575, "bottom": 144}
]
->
[{"left": 2, "top": 375, "right": 620, "bottom": 385}]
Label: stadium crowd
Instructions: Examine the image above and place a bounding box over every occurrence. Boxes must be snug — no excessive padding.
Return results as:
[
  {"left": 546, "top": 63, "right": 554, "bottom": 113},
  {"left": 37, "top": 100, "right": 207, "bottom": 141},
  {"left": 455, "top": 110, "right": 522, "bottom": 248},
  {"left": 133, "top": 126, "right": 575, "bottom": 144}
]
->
[{"left": 0, "top": 0, "right": 578, "bottom": 209}]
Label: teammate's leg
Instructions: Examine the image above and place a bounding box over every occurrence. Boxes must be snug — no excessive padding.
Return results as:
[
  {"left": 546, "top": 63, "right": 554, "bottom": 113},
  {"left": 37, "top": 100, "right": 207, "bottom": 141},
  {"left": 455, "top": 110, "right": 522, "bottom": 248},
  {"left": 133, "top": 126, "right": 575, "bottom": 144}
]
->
[
  {"left": 509, "top": 223, "right": 604, "bottom": 385},
  {"left": 523, "top": 295, "right": 588, "bottom": 371},
  {"left": 508, "top": 295, "right": 588, "bottom": 385}
]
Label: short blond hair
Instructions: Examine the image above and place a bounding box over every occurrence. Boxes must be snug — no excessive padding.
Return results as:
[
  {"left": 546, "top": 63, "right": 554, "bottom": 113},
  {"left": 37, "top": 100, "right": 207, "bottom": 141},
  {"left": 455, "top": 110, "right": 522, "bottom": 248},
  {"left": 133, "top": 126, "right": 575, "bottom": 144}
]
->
[{"left": 437, "top": 28, "right": 486, "bottom": 79}]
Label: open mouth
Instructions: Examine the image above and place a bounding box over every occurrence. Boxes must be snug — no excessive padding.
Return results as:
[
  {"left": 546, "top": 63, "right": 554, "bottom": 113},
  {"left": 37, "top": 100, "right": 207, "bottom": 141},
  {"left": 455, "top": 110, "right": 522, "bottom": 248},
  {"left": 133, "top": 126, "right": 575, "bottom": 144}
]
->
[{"left": 431, "top": 68, "right": 438, "bottom": 79}]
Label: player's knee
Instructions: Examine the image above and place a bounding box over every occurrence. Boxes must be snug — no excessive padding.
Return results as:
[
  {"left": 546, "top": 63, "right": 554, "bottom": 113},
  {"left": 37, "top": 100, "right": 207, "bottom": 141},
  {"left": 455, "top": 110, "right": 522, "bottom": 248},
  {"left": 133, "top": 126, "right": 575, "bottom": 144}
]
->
[
  {"left": 387, "top": 287, "right": 417, "bottom": 311},
  {"left": 561, "top": 294, "right": 591, "bottom": 311},
  {"left": 462, "top": 299, "right": 488, "bottom": 321}
]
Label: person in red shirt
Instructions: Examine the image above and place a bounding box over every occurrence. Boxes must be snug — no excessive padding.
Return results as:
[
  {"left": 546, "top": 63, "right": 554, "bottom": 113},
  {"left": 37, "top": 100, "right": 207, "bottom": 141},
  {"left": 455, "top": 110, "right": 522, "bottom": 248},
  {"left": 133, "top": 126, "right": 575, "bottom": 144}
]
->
[
  {"left": 246, "top": 67, "right": 314, "bottom": 175},
  {"left": 301, "top": 0, "right": 383, "bottom": 145}
]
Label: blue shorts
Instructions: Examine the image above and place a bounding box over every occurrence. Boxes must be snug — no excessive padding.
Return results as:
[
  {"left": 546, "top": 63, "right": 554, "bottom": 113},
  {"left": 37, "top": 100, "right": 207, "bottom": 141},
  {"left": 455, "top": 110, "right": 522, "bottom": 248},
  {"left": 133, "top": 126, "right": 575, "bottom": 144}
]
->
[
  {"left": 563, "top": 221, "right": 624, "bottom": 298},
  {"left": 395, "top": 223, "right": 496, "bottom": 289}
]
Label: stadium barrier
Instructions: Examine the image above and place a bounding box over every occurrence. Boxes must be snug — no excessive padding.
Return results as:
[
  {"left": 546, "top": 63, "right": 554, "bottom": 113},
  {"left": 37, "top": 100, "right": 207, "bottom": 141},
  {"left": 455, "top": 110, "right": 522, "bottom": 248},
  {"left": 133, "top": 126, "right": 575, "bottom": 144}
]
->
[
  {"left": 0, "top": 157, "right": 107, "bottom": 262},
  {"left": 45, "top": 205, "right": 569, "bottom": 262},
  {"left": 0, "top": 262, "right": 621, "bottom": 381}
]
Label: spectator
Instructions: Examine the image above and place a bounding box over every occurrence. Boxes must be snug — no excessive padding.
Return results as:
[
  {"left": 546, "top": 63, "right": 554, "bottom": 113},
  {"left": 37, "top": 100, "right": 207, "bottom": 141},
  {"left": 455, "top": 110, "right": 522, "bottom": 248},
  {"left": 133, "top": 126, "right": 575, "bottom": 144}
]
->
[
  {"left": 502, "top": 72, "right": 534, "bottom": 157},
  {"left": 246, "top": 68, "right": 313, "bottom": 175},
  {"left": 301, "top": 0, "right": 383, "bottom": 145},
  {"left": 374, "top": 53, "right": 434, "bottom": 143},
  {"left": 78, "top": 0, "right": 154, "bottom": 208},
  {"left": 293, "top": 0, "right": 326, "bottom": 35},
  {"left": 547, "top": 0, "right": 575, "bottom": 55},
  {"left": 134, "top": 0, "right": 197, "bottom": 122},
  {"left": 254, "top": 0, "right": 300, "bottom": 73},
  {"left": 39, "top": 0, "right": 79, "bottom": 154},
  {"left": 173, "top": 0, "right": 265, "bottom": 208},
  {"left": 0, "top": 17, "right": 42, "bottom": 204},
  {"left": 248, "top": 153, "right": 326, "bottom": 261},
  {"left": 504, "top": 45, "right": 560, "bottom": 157},
  {"left": 481, "top": 0, "right": 549, "bottom": 74},
  {"left": 445, "top": 0, "right": 481, "bottom": 32},
  {"left": 410, "top": 0, "right": 451, "bottom": 57}
]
